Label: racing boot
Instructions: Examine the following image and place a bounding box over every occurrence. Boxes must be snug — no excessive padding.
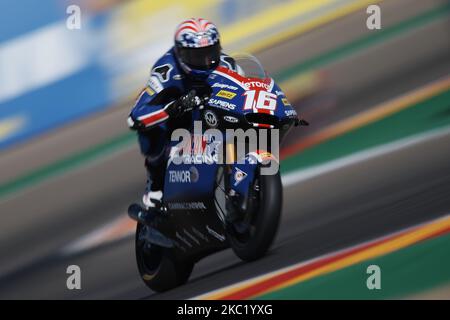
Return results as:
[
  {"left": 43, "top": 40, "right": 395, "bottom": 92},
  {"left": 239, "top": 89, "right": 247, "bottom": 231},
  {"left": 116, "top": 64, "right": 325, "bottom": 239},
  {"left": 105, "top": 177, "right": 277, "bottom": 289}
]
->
[{"left": 142, "top": 159, "right": 165, "bottom": 210}]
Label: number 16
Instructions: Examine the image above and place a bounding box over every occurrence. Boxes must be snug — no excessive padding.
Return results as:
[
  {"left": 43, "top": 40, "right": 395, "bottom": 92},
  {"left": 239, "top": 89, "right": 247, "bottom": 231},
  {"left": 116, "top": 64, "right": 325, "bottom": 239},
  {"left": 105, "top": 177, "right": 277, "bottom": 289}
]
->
[{"left": 243, "top": 90, "right": 277, "bottom": 111}]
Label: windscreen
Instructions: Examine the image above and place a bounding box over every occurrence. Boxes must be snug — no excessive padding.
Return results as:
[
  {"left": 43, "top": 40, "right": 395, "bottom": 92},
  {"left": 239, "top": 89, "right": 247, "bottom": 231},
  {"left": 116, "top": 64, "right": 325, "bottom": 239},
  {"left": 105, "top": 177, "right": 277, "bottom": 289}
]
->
[{"left": 232, "top": 53, "right": 267, "bottom": 79}]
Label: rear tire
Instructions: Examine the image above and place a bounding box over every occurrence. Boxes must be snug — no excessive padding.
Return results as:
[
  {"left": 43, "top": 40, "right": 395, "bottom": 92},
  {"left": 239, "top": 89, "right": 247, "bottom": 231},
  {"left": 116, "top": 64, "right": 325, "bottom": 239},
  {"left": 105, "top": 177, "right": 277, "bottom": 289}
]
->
[
  {"left": 227, "top": 166, "right": 282, "bottom": 261},
  {"left": 135, "top": 223, "right": 194, "bottom": 292}
]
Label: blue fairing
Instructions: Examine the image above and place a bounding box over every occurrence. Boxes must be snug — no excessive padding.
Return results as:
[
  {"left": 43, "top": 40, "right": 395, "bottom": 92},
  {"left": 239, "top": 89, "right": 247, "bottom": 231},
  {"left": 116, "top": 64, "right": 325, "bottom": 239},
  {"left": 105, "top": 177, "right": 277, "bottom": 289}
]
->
[
  {"left": 164, "top": 154, "right": 218, "bottom": 205},
  {"left": 205, "top": 67, "right": 298, "bottom": 123},
  {"left": 230, "top": 162, "right": 256, "bottom": 197},
  {"left": 163, "top": 66, "right": 294, "bottom": 210}
]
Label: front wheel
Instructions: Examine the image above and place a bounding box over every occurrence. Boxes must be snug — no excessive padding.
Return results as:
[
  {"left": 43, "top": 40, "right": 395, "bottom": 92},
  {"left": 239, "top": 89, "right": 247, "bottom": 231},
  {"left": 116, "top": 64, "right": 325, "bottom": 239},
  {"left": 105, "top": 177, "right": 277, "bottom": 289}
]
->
[
  {"left": 135, "top": 223, "right": 193, "bottom": 292},
  {"left": 227, "top": 165, "right": 282, "bottom": 261}
]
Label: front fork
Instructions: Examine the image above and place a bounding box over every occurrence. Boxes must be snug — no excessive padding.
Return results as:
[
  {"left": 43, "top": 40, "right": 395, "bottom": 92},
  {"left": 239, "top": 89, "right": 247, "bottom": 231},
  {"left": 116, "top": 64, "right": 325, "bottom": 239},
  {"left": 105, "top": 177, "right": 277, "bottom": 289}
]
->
[{"left": 225, "top": 142, "right": 278, "bottom": 221}]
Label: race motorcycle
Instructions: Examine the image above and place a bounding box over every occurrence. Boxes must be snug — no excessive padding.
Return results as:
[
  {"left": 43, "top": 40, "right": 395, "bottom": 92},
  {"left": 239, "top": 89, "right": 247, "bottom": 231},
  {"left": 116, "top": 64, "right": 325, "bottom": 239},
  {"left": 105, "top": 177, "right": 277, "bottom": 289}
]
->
[{"left": 128, "top": 54, "right": 306, "bottom": 292}]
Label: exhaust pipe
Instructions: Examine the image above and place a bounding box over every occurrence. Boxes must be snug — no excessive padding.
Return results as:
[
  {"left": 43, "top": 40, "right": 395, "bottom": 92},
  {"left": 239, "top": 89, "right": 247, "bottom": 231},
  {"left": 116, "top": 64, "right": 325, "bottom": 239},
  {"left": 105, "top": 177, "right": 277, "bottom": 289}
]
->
[
  {"left": 128, "top": 203, "right": 158, "bottom": 224},
  {"left": 128, "top": 203, "right": 173, "bottom": 248}
]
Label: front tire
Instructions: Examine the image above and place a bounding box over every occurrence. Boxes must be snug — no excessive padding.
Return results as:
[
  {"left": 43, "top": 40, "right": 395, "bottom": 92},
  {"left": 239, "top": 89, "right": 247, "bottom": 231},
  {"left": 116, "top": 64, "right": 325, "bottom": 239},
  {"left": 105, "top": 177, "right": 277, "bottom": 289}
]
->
[
  {"left": 227, "top": 166, "right": 282, "bottom": 261},
  {"left": 135, "top": 223, "right": 193, "bottom": 292}
]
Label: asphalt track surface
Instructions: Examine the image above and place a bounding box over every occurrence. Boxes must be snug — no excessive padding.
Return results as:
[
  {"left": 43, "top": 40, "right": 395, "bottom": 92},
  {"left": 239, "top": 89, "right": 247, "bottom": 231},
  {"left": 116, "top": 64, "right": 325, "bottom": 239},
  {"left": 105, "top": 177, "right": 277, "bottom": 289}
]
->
[
  {"left": 0, "top": 0, "right": 449, "bottom": 299},
  {"left": 1, "top": 126, "right": 449, "bottom": 300}
]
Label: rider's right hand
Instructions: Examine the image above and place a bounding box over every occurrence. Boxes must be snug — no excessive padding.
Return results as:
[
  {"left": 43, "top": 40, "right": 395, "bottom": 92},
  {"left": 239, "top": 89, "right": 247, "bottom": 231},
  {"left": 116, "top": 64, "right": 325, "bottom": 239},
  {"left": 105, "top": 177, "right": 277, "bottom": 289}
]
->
[{"left": 166, "top": 90, "right": 202, "bottom": 118}]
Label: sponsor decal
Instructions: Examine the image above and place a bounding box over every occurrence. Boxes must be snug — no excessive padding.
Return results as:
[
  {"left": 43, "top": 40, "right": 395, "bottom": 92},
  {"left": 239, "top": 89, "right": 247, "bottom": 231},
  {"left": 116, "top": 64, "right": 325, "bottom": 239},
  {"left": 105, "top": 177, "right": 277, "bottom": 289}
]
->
[
  {"left": 244, "top": 81, "right": 270, "bottom": 91},
  {"left": 234, "top": 167, "right": 248, "bottom": 186},
  {"left": 147, "top": 75, "right": 164, "bottom": 93},
  {"left": 223, "top": 115, "right": 239, "bottom": 123},
  {"left": 216, "top": 90, "right": 236, "bottom": 100},
  {"left": 243, "top": 90, "right": 277, "bottom": 112},
  {"left": 145, "top": 87, "right": 155, "bottom": 96},
  {"left": 206, "top": 225, "right": 226, "bottom": 242},
  {"left": 168, "top": 130, "right": 222, "bottom": 166},
  {"left": 281, "top": 97, "right": 291, "bottom": 106},
  {"left": 212, "top": 82, "right": 238, "bottom": 91},
  {"left": 259, "top": 151, "right": 277, "bottom": 165},
  {"left": 204, "top": 110, "right": 218, "bottom": 127},
  {"left": 208, "top": 98, "right": 236, "bottom": 110},
  {"left": 168, "top": 202, "right": 207, "bottom": 210},
  {"left": 169, "top": 170, "right": 192, "bottom": 183},
  {"left": 189, "top": 166, "right": 199, "bottom": 183},
  {"left": 275, "top": 90, "right": 285, "bottom": 96},
  {"left": 259, "top": 151, "right": 273, "bottom": 161},
  {"left": 173, "top": 153, "right": 219, "bottom": 165},
  {"left": 247, "top": 151, "right": 275, "bottom": 164},
  {"left": 285, "top": 109, "right": 297, "bottom": 117}
]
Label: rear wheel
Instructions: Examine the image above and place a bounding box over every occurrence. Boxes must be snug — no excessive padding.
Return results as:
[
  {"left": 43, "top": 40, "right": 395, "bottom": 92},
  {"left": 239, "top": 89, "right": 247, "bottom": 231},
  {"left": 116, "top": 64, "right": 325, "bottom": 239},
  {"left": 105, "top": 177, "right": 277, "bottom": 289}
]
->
[{"left": 135, "top": 223, "right": 193, "bottom": 292}]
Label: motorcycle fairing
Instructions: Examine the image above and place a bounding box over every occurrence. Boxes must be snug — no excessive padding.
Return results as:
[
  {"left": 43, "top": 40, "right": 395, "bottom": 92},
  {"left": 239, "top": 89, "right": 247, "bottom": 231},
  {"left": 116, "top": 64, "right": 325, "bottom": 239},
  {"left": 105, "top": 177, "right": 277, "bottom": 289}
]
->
[
  {"left": 229, "top": 151, "right": 279, "bottom": 200},
  {"left": 159, "top": 139, "right": 228, "bottom": 259},
  {"left": 147, "top": 66, "right": 293, "bottom": 261}
]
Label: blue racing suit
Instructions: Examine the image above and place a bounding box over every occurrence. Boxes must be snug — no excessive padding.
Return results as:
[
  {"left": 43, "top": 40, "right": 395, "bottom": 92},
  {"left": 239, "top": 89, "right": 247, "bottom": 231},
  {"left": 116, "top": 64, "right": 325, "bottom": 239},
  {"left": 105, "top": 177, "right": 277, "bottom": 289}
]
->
[{"left": 128, "top": 47, "right": 237, "bottom": 191}]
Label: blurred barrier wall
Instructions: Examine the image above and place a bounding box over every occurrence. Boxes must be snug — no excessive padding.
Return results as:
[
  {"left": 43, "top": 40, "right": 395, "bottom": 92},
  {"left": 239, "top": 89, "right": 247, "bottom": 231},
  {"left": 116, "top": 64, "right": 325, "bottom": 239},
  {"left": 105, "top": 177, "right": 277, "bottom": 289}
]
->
[
  {"left": 0, "top": 0, "right": 110, "bottom": 150},
  {"left": 0, "top": 0, "right": 357, "bottom": 150}
]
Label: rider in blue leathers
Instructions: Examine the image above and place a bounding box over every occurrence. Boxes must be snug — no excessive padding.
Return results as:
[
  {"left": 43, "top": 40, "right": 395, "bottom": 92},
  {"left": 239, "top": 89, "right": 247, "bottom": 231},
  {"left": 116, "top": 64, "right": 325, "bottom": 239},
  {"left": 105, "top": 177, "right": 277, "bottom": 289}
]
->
[{"left": 127, "top": 18, "right": 238, "bottom": 209}]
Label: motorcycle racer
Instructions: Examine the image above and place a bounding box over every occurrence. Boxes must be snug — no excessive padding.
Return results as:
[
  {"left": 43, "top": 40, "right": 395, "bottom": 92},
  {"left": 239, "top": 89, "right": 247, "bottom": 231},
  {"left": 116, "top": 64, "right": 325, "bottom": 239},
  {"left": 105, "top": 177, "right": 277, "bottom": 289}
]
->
[
  {"left": 127, "top": 18, "right": 240, "bottom": 209},
  {"left": 126, "top": 19, "right": 307, "bottom": 291}
]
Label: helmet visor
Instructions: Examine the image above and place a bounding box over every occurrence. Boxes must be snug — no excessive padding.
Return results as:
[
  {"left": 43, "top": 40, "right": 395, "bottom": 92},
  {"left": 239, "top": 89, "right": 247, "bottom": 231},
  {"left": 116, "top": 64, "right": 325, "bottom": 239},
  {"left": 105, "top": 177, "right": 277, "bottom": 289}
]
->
[{"left": 178, "top": 42, "right": 221, "bottom": 71}]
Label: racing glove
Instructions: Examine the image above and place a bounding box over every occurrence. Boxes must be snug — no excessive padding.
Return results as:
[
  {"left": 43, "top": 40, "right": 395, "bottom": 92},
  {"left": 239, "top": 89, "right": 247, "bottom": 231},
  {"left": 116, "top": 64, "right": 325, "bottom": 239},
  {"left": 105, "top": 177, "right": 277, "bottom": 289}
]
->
[
  {"left": 165, "top": 90, "right": 202, "bottom": 118},
  {"left": 127, "top": 90, "right": 203, "bottom": 131}
]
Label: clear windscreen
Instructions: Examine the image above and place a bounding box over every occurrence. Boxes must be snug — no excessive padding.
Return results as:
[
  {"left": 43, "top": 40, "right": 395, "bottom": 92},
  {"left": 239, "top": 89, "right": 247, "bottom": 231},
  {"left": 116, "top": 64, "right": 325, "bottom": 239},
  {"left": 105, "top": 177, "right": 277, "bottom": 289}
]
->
[{"left": 232, "top": 53, "right": 267, "bottom": 79}]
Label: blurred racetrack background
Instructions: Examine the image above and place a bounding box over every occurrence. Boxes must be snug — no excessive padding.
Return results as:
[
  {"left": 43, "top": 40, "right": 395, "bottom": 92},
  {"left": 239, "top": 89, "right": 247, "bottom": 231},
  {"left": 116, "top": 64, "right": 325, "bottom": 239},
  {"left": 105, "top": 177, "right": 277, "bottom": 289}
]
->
[{"left": 0, "top": 0, "right": 449, "bottom": 299}]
